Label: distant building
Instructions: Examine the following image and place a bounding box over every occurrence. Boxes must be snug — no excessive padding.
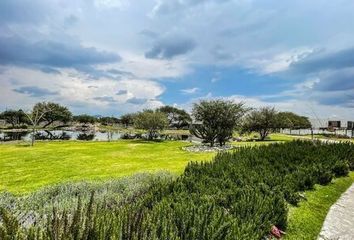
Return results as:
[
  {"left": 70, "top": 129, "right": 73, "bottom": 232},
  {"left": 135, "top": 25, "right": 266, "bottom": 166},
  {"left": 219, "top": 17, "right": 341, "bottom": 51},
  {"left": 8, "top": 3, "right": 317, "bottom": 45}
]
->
[
  {"left": 310, "top": 119, "right": 354, "bottom": 129},
  {"left": 328, "top": 120, "right": 341, "bottom": 129},
  {"left": 348, "top": 121, "right": 354, "bottom": 130}
]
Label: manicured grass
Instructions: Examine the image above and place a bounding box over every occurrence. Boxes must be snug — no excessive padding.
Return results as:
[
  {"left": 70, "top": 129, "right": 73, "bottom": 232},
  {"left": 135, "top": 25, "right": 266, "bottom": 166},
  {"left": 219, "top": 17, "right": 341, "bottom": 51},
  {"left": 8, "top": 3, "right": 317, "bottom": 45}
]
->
[
  {"left": 231, "top": 133, "right": 294, "bottom": 147},
  {"left": 285, "top": 172, "right": 354, "bottom": 240},
  {"left": 0, "top": 140, "right": 214, "bottom": 194}
]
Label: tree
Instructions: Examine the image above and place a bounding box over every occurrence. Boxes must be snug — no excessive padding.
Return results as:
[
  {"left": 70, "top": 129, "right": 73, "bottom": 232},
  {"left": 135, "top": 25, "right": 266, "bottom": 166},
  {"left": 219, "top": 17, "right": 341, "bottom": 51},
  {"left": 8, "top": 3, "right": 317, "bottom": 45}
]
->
[
  {"left": 277, "top": 112, "right": 312, "bottom": 129},
  {"left": 99, "top": 116, "right": 119, "bottom": 126},
  {"left": 190, "top": 100, "right": 246, "bottom": 146},
  {"left": 24, "top": 105, "right": 53, "bottom": 146},
  {"left": 120, "top": 113, "right": 136, "bottom": 127},
  {"left": 134, "top": 110, "right": 168, "bottom": 140},
  {"left": 33, "top": 102, "right": 72, "bottom": 128},
  {"left": 0, "top": 110, "right": 28, "bottom": 128},
  {"left": 73, "top": 115, "right": 97, "bottom": 126},
  {"left": 158, "top": 106, "right": 192, "bottom": 129},
  {"left": 242, "top": 107, "right": 278, "bottom": 141}
]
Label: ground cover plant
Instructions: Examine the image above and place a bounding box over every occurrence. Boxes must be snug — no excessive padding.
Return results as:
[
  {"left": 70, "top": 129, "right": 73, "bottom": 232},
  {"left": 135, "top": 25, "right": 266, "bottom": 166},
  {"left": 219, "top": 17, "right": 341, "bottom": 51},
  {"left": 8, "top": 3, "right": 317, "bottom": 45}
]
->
[
  {"left": 286, "top": 172, "right": 354, "bottom": 239},
  {"left": 1, "top": 140, "right": 353, "bottom": 239},
  {"left": 0, "top": 140, "right": 214, "bottom": 194}
]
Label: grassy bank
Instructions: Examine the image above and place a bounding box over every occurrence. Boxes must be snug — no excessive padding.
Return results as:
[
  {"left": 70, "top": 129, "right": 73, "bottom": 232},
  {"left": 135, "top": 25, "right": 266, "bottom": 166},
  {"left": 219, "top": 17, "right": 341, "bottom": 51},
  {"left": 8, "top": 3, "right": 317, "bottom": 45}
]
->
[
  {"left": 286, "top": 172, "right": 354, "bottom": 239},
  {"left": 0, "top": 140, "right": 214, "bottom": 194}
]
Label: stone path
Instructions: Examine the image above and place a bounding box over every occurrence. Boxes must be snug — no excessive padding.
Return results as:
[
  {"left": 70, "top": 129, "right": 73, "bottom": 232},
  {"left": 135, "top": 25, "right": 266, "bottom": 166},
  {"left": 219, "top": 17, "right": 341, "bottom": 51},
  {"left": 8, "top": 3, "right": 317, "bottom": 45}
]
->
[{"left": 318, "top": 183, "right": 354, "bottom": 240}]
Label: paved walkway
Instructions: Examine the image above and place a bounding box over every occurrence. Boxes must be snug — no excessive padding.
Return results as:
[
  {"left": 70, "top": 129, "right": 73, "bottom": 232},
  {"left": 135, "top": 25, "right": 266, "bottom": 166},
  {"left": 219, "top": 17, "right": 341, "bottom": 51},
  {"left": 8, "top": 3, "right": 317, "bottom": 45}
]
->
[{"left": 318, "top": 183, "right": 354, "bottom": 240}]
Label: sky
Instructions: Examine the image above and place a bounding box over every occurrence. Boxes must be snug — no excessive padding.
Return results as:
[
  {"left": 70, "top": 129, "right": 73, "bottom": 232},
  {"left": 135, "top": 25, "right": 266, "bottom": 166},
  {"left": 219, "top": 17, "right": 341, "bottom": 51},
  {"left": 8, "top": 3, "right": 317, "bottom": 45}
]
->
[{"left": 0, "top": 0, "right": 354, "bottom": 119}]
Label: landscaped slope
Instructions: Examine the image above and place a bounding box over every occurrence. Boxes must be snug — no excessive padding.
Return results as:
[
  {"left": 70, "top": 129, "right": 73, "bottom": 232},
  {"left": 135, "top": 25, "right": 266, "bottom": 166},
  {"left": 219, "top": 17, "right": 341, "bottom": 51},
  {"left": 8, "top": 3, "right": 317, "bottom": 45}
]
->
[{"left": 1, "top": 141, "right": 353, "bottom": 239}]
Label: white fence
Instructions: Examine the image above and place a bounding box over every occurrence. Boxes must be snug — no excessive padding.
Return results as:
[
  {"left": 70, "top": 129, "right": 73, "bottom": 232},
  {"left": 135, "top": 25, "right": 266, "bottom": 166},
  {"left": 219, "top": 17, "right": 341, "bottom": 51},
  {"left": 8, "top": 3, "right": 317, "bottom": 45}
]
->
[{"left": 281, "top": 128, "right": 354, "bottom": 138}]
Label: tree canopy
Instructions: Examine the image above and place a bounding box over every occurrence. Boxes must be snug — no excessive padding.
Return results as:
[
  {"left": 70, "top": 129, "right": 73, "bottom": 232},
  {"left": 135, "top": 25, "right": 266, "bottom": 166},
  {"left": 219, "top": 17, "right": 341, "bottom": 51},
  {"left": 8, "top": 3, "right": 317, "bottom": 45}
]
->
[
  {"left": 73, "top": 115, "right": 97, "bottom": 125},
  {"left": 277, "top": 112, "right": 312, "bottom": 129},
  {"left": 134, "top": 110, "right": 168, "bottom": 140},
  {"left": 99, "top": 116, "right": 119, "bottom": 126},
  {"left": 158, "top": 106, "right": 192, "bottom": 129},
  {"left": 33, "top": 102, "right": 72, "bottom": 128},
  {"left": 120, "top": 113, "right": 136, "bottom": 127},
  {"left": 242, "top": 107, "right": 278, "bottom": 141},
  {"left": 190, "top": 100, "right": 246, "bottom": 146},
  {"left": 0, "top": 110, "right": 28, "bottom": 127}
]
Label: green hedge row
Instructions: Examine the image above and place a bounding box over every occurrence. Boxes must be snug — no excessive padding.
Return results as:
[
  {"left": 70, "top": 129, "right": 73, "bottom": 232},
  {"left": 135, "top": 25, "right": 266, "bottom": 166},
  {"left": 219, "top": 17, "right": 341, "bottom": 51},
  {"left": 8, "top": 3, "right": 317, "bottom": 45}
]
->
[{"left": 1, "top": 140, "right": 353, "bottom": 239}]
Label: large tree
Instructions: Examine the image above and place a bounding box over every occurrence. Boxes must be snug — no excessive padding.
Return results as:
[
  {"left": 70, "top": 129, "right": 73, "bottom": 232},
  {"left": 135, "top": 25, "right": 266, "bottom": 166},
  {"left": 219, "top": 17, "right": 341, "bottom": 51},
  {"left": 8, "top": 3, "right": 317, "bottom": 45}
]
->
[
  {"left": 158, "top": 106, "right": 192, "bottom": 129},
  {"left": 277, "top": 112, "right": 312, "bottom": 129},
  {"left": 120, "top": 113, "right": 136, "bottom": 127},
  {"left": 190, "top": 100, "right": 246, "bottom": 146},
  {"left": 242, "top": 107, "right": 278, "bottom": 141},
  {"left": 134, "top": 110, "right": 168, "bottom": 140},
  {"left": 99, "top": 116, "right": 119, "bottom": 126},
  {"left": 33, "top": 102, "right": 72, "bottom": 128},
  {"left": 24, "top": 104, "right": 53, "bottom": 146},
  {"left": 0, "top": 110, "right": 28, "bottom": 128}
]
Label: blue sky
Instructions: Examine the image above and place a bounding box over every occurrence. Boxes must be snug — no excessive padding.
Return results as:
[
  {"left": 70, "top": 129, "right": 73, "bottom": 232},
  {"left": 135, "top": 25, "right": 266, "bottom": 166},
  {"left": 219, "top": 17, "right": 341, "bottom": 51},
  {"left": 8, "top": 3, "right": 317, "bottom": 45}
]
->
[{"left": 0, "top": 0, "right": 354, "bottom": 118}]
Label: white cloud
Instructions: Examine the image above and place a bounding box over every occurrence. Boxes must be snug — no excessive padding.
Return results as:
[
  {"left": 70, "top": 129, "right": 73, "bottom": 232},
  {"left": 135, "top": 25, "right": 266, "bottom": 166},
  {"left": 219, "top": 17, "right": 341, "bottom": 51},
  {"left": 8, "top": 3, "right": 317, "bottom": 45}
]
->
[
  {"left": 180, "top": 87, "right": 199, "bottom": 94},
  {"left": 248, "top": 47, "right": 316, "bottom": 74},
  {"left": 115, "top": 52, "right": 191, "bottom": 79},
  {"left": 0, "top": 66, "right": 165, "bottom": 115}
]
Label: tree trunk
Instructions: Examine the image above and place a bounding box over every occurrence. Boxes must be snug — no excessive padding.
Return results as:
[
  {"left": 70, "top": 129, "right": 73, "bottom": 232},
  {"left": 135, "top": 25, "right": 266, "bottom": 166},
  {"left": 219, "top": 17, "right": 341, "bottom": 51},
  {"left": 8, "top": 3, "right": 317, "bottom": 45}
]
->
[
  {"left": 43, "top": 120, "right": 54, "bottom": 128},
  {"left": 31, "top": 127, "right": 35, "bottom": 146}
]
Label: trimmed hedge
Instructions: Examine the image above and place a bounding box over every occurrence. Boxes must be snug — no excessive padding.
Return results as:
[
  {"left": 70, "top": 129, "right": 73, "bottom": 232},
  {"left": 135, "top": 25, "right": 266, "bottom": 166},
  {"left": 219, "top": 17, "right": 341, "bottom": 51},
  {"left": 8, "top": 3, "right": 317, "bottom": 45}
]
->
[{"left": 1, "top": 140, "right": 354, "bottom": 239}]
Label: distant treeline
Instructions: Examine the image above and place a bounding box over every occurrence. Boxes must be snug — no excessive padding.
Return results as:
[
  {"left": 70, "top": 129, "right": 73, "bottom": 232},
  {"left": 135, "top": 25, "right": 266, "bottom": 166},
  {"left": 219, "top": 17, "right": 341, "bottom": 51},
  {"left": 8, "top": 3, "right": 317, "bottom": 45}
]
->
[{"left": 0, "top": 100, "right": 312, "bottom": 144}]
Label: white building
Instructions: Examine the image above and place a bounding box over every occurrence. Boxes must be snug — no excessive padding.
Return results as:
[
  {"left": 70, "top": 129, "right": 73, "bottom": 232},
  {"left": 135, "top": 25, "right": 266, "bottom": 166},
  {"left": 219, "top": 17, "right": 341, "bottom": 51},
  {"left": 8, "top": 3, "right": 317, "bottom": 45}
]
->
[{"left": 309, "top": 119, "right": 354, "bottom": 129}]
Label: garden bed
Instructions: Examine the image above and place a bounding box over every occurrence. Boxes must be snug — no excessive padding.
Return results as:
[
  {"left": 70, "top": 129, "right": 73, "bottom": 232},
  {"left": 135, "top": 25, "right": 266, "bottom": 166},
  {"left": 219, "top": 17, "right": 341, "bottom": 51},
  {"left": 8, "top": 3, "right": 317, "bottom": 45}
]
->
[
  {"left": 182, "top": 144, "right": 235, "bottom": 152},
  {"left": 0, "top": 141, "right": 353, "bottom": 239}
]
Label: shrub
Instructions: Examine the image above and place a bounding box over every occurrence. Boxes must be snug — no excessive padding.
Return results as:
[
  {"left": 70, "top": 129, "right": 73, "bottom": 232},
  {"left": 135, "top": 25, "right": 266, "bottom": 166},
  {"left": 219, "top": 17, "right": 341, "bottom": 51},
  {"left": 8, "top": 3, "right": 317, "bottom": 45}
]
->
[
  {"left": 316, "top": 169, "right": 334, "bottom": 185},
  {"left": 332, "top": 161, "right": 350, "bottom": 177}
]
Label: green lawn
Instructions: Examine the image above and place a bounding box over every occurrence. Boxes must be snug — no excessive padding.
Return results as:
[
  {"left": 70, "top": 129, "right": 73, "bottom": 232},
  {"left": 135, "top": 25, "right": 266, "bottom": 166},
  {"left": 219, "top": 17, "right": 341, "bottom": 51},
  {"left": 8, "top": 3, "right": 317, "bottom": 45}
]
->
[
  {"left": 286, "top": 172, "right": 354, "bottom": 239},
  {"left": 0, "top": 140, "right": 214, "bottom": 194}
]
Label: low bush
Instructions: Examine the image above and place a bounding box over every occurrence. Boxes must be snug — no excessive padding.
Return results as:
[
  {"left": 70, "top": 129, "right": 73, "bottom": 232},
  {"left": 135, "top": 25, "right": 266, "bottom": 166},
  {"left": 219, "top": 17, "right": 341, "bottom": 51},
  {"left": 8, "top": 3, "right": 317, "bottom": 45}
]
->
[
  {"left": 0, "top": 141, "right": 353, "bottom": 239},
  {"left": 332, "top": 161, "right": 350, "bottom": 177}
]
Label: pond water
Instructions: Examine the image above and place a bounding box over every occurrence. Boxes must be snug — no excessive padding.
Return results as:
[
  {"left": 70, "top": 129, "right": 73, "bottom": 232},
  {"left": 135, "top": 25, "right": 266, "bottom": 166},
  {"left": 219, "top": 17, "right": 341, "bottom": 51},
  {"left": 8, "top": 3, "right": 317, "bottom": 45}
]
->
[{"left": 0, "top": 130, "right": 191, "bottom": 142}]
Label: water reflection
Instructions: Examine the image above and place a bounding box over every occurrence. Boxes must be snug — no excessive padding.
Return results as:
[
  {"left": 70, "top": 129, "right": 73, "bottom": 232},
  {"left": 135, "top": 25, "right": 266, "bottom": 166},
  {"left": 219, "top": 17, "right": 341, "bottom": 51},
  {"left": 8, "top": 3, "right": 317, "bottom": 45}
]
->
[
  {"left": 0, "top": 131, "right": 28, "bottom": 141},
  {"left": 77, "top": 133, "right": 95, "bottom": 141},
  {"left": 34, "top": 130, "right": 71, "bottom": 140}
]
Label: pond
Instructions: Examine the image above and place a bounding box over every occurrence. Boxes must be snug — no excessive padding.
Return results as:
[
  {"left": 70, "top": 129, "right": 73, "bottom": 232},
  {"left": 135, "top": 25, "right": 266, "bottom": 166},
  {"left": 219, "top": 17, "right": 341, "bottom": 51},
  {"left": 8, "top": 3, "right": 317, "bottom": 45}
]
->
[{"left": 0, "top": 130, "right": 192, "bottom": 142}]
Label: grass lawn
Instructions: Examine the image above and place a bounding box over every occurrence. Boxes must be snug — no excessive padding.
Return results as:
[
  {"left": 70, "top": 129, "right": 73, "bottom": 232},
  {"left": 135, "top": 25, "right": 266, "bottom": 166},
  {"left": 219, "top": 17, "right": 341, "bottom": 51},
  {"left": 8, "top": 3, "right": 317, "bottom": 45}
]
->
[
  {"left": 231, "top": 133, "right": 294, "bottom": 147},
  {"left": 0, "top": 140, "right": 214, "bottom": 194},
  {"left": 285, "top": 172, "right": 354, "bottom": 239}
]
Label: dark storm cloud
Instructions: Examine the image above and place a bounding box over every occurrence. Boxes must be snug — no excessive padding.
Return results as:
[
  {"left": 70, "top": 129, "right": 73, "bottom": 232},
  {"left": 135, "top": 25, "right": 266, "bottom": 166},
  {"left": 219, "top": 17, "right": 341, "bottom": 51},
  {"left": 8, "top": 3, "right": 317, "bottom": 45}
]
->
[
  {"left": 290, "top": 47, "right": 354, "bottom": 73},
  {"left": 313, "top": 68, "right": 354, "bottom": 92},
  {"left": 0, "top": 35, "right": 121, "bottom": 70},
  {"left": 317, "top": 93, "right": 354, "bottom": 107},
  {"left": 145, "top": 36, "right": 196, "bottom": 59},
  {"left": 13, "top": 86, "right": 58, "bottom": 97}
]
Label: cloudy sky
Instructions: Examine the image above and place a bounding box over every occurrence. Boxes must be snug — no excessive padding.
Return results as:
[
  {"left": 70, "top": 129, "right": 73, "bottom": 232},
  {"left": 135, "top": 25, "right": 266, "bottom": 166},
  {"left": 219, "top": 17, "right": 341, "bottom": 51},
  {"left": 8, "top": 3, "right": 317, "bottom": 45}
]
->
[{"left": 1, "top": 0, "right": 354, "bottom": 119}]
